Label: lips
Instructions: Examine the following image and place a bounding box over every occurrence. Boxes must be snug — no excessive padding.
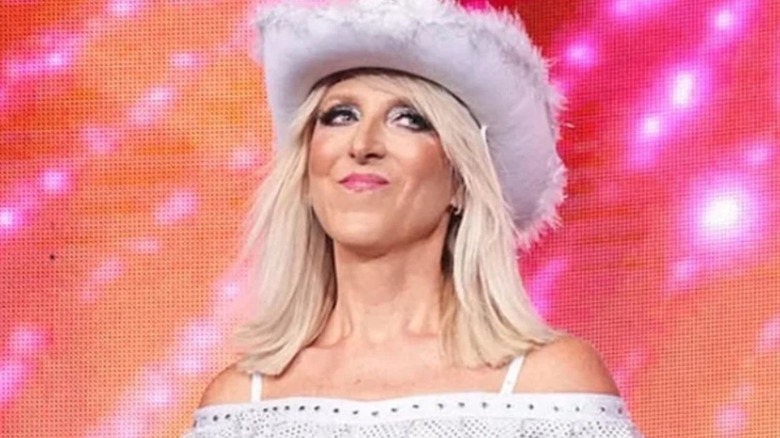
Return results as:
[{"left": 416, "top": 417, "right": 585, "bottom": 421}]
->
[{"left": 339, "top": 172, "right": 389, "bottom": 192}]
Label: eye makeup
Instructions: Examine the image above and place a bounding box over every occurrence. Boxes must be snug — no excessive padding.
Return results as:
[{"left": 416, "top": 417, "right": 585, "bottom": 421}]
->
[
  {"left": 388, "top": 106, "right": 434, "bottom": 132},
  {"left": 317, "top": 103, "right": 360, "bottom": 126},
  {"left": 315, "top": 100, "right": 435, "bottom": 133}
]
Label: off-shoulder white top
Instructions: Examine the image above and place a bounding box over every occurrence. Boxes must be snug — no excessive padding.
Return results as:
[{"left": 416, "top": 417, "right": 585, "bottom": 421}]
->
[{"left": 184, "top": 356, "right": 644, "bottom": 437}]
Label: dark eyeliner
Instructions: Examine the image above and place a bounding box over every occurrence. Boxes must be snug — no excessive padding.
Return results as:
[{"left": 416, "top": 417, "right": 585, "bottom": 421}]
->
[
  {"left": 406, "top": 112, "right": 434, "bottom": 131},
  {"left": 392, "top": 107, "right": 434, "bottom": 132},
  {"left": 318, "top": 104, "right": 358, "bottom": 126}
]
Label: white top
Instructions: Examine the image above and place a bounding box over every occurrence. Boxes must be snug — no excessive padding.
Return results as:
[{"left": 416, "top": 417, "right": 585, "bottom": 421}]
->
[{"left": 184, "top": 356, "right": 644, "bottom": 437}]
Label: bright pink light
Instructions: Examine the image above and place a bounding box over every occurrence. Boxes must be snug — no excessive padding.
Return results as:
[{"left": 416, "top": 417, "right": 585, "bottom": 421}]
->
[
  {"left": 693, "top": 178, "right": 760, "bottom": 249},
  {"left": 0, "top": 208, "right": 19, "bottom": 230},
  {"left": 83, "top": 258, "right": 125, "bottom": 302},
  {"left": 127, "top": 237, "right": 160, "bottom": 254},
  {"left": 629, "top": 114, "right": 666, "bottom": 168},
  {"left": 613, "top": 0, "right": 636, "bottom": 16},
  {"left": 667, "top": 258, "right": 699, "bottom": 291},
  {"left": 743, "top": 142, "right": 776, "bottom": 166},
  {"left": 179, "top": 322, "right": 221, "bottom": 350},
  {"left": 108, "top": 0, "right": 143, "bottom": 17},
  {"left": 669, "top": 65, "right": 711, "bottom": 111},
  {"left": 672, "top": 259, "right": 696, "bottom": 279},
  {"left": 714, "top": 9, "right": 735, "bottom": 30},
  {"left": 140, "top": 372, "right": 173, "bottom": 407},
  {"left": 705, "top": 1, "right": 758, "bottom": 50},
  {"left": 143, "top": 386, "right": 172, "bottom": 407},
  {"left": 41, "top": 169, "right": 69, "bottom": 194},
  {"left": 714, "top": 404, "right": 746, "bottom": 437},
  {"left": 757, "top": 315, "right": 780, "bottom": 353},
  {"left": 612, "top": 0, "right": 670, "bottom": 17},
  {"left": 641, "top": 115, "right": 663, "bottom": 138},
  {"left": 671, "top": 71, "right": 695, "bottom": 108},
  {"left": 82, "top": 126, "right": 119, "bottom": 155},
  {"left": 566, "top": 41, "right": 597, "bottom": 68},
  {"left": 170, "top": 53, "right": 200, "bottom": 69},
  {"left": 4, "top": 49, "right": 74, "bottom": 80},
  {"left": 175, "top": 356, "right": 205, "bottom": 376},
  {"left": 116, "top": 418, "right": 144, "bottom": 438},
  {"left": 9, "top": 326, "right": 47, "bottom": 357},
  {"left": 44, "top": 50, "right": 73, "bottom": 73},
  {"left": 154, "top": 190, "right": 198, "bottom": 225},
  {"left": 0, "top": 360, "right": 27, "bottom": 406},
  {"left": 710, "top": 0, "right": 755, "bottom": 35},
  {"left": 5, "top": 58, "right": 37, "bottom": 79},
  {"left": 215, "top": 279, "right": 241, "bottom": 301},
  {"left": 702, "top": 196, "right": 742, "bottom": 232},
  {"left": 129, "top": 86, "right": 175, "bottom": 126},
  {"left": 230, "top": 147, "right": 259, "bottom": 171}
]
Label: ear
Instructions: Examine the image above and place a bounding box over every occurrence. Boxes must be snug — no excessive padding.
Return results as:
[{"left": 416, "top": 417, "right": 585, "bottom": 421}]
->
[{"left": 450, "top": 171, "right": 465, "bottom": 211}]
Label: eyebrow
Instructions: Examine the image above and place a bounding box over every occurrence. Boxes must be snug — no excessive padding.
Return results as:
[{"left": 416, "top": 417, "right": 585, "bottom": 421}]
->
[
  {"left": 319, "top": 93, "right": 355, "bottom": 107},
  {"left": 319, "top": 93, "right": 416, "bottom": 111}
]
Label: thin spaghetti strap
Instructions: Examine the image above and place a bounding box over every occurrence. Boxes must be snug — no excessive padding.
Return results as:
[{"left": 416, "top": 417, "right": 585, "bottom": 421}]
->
[
  {"left": 250, "top": 372, "right": 263, "bottom": 402},
  {"left": 499, "top": 355, "right": 526, "bottom": 394}
]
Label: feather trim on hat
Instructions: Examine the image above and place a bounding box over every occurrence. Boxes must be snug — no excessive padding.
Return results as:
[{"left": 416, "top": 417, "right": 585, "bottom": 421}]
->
[{"left": 253, "top": 0, "right": 567, "bottom": 247}]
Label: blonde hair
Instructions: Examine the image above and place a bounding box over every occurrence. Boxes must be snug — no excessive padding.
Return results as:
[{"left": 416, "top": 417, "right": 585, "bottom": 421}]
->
[{"left": 234, "top": 70, "right": 560, "bottom": 375}]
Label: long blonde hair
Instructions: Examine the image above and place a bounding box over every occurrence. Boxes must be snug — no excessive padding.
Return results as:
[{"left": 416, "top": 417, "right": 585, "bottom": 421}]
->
[{"left": 234, "top": 70, "right": 560, "bottom": 375}]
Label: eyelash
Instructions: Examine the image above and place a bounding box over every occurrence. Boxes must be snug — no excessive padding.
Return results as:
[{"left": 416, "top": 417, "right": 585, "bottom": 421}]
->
[
  {"left": 393, "top": 109, "right": 434, "bottom": 132},
  {"left": 317, "top": 105, "right": 433, "bottom": 132},
  {"left": 317, "top": 106, "right": 357, "bottom": 126}
]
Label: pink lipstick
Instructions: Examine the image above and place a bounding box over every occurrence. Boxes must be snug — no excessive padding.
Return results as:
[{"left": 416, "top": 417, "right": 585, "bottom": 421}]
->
[{"left": 339, "top": 172, "right": 389, "bottom": 192}]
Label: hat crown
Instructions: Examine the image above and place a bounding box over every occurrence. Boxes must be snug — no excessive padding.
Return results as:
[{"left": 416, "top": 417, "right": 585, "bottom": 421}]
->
[{"left": 255, "top": 0, "right": 566, "bottom": 246}]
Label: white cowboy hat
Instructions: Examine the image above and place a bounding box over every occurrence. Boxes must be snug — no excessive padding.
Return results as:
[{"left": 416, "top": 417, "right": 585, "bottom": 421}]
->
[{"left": 253, "top": 0, "right": 566, "bottom": 247}]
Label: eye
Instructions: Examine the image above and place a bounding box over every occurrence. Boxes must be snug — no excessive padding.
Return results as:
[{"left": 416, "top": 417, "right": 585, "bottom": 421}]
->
[
  {"left": 318, "top": 104, "right": 359, "bottom": 126},
  {"left": 389, "top": 107, "right": 434, "bottom": 132}
]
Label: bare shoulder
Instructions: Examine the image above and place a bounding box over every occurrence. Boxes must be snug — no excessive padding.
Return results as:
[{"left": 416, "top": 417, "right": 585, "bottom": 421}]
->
[
  {"left": 517, "top": 334, "right": 620, "bottom": 395},
  {"left": 198, "top": 363, "right": 252, "bottom": 408}
]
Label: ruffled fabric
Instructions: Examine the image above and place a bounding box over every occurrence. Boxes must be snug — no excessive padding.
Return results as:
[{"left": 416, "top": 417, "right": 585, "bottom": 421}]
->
[{"left": 183, "top": 392, "right": 643, "bottom": 437}]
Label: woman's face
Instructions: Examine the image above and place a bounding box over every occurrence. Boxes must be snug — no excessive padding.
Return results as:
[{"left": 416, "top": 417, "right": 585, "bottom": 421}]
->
[{"left": 308, "top": 76, "right": 455, "bottom": 254}]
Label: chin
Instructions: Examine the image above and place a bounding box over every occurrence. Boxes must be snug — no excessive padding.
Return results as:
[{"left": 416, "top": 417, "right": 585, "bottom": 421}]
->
[
  {"left": 328, "top": 225, "right": 388, "bottom": 252},
  {"left": 320, "top": 211, "right": 393, "bottom": 251}
]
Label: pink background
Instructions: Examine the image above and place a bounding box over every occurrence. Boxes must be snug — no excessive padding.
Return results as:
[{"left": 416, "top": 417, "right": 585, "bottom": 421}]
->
[{"left": 1, "top": 0, "right": 778, "bottom": 436}]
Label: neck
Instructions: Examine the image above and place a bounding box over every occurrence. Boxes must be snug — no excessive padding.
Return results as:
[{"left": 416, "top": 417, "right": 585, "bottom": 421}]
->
[{"left": 316, "top": 220, "right": 451, "bottom": 349}]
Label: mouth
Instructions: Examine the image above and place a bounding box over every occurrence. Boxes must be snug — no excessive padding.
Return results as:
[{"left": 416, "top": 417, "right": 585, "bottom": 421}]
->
[{"left": 339, "top": 172, "right": 389, "bottom": 192}]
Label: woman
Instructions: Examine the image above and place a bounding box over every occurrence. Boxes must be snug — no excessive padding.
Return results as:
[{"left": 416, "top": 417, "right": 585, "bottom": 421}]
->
[{"left": 186, "top": 0, "right": 643, "bottom": 436}]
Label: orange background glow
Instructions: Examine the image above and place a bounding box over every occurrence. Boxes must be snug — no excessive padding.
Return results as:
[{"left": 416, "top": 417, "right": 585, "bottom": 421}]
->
[{"left": 1, "top": 1, "right": 778, "bottom": 437}]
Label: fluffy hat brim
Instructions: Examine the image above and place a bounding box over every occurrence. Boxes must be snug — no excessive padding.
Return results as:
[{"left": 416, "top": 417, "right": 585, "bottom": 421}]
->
[{"left": 254, "top": 0, "right": 566, "bottom": 247}]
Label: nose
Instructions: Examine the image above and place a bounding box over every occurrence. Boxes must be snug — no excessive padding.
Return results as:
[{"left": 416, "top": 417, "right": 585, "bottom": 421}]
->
[{"left": 348, "top": 116, "right": 386, "bottom": 163}]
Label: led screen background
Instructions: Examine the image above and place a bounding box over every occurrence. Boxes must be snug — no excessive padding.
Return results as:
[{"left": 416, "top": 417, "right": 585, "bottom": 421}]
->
[{"left": 0, "top": 0, "right": 778, "bottom": 437}]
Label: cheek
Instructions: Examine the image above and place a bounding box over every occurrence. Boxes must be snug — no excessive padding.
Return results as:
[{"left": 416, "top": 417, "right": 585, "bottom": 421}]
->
[
  {"left": 398, "top": 139, "right": 453, "bottom": 206},
  {"left": 308, "top": 130, "right": 351, "bottom": 202},
  {"left": 308, "top": 131, "right": 335, "bottom": 178}
]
